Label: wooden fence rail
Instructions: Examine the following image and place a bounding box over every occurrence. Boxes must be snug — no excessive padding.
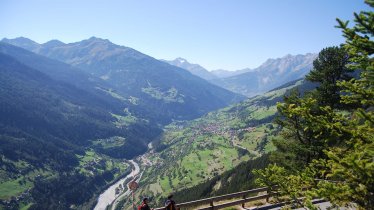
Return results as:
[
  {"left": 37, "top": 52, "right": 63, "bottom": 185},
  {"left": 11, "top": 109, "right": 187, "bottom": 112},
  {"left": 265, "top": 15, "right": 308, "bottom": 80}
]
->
[{"left": 153, "top": 186, "right": 271, "bottom": 210}]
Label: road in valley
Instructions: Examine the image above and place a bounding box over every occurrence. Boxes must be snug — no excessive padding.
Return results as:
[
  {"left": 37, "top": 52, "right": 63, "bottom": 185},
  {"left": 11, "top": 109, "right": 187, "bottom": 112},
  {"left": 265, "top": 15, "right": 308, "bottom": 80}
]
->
[{"left": 94, "top": 160, "right": 140, "bottom": 210}]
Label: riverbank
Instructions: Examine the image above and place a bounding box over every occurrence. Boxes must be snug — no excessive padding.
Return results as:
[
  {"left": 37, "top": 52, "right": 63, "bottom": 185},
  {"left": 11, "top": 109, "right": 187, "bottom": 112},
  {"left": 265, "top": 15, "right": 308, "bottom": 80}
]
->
[{"left": 94, "top": 160, "right": 140, "bottom": 210}]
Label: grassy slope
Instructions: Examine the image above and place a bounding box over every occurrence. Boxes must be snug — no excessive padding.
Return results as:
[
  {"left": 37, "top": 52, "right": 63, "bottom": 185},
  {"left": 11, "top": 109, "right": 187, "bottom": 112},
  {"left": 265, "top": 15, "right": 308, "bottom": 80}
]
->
[
  {"left": 134, "top": 80, "right": 303, "bottom": 204},
  {"left": 0, "top": 149, "right": 128, "bottom": 199}
]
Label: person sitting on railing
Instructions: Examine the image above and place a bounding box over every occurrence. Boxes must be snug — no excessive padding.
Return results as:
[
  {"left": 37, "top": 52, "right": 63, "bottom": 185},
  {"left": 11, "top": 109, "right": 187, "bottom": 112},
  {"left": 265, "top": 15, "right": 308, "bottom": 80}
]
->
[
  {"left": 138, "top": 197, "right": 153, "bottom": 210},
  {"left": 164, "top": 194, "right": 177, "bottom": 210}
]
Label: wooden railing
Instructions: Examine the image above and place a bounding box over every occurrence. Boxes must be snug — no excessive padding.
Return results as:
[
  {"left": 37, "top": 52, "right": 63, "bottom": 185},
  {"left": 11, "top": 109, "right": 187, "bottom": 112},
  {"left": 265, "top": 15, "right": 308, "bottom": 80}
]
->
[{"left": 154, "top": 187, "right": 273, "bottom": 210}]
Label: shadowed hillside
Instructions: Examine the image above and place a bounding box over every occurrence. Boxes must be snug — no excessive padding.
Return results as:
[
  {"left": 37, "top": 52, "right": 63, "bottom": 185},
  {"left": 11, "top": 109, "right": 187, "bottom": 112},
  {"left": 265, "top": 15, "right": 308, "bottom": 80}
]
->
[{"left": 2, "top": 37, "right": 245, "bottom": 123}]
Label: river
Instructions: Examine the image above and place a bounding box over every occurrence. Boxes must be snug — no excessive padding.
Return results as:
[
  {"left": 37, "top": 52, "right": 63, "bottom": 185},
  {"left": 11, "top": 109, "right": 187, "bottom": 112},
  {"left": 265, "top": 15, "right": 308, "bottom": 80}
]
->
[{"left": 94, "top": 160, "right": 140, "bottom": 210}]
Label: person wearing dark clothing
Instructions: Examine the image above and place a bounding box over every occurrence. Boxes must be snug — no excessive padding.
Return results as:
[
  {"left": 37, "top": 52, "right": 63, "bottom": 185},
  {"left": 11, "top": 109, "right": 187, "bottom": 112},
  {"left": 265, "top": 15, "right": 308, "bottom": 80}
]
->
[
  {"left": 164, "top": 194, "right": 177, "bottom": 210},
  {"left": 139, "top": 197, "right": 152, "bottom": 210}
]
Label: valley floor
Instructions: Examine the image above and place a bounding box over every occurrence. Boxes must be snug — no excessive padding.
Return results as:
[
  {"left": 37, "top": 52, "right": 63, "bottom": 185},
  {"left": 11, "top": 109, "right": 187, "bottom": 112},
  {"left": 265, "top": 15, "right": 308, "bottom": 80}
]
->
[{"left": 94, "top": 160, "right": 140, "bottom": 210}]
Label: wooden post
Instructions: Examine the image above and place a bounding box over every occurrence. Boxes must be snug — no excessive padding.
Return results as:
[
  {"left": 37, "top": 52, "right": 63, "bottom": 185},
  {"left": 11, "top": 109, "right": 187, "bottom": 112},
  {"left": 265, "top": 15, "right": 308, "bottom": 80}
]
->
[
  {"left": 132, "top": 191, "right": 135, "bottom": 210},
  {"left": 210, "top": 200, "right": 214, "bottom": 210},
  {"left": 242, "top": 194, "right": 246, "bottom": 208}
]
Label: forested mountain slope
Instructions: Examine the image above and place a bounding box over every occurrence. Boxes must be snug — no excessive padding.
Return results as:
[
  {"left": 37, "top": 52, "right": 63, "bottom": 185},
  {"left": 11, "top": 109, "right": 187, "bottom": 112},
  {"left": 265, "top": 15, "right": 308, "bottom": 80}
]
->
[
  {"left": 0, "top": 42, "right": 162, "bottom": 158},
  {"left": 2, "top": 37, "right": 245, "bottom": 123},
  {"left": 0, "top": 52, "right": 144, "bottom": 209}
]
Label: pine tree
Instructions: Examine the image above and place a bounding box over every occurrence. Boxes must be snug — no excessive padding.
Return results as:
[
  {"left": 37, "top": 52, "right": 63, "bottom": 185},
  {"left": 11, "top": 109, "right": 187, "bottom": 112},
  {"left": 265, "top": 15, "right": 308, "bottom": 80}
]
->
[
  {"left": 316, "top": 1, "right": 374, "bottom": 207},
  {"left": 255, "top": 1, "right": 374, "bottom": 209},
  {"left": 273, "top": 89, "right": 326, "bottom": 169},
  {"left": 305, "top": 46, "right": 351, "bottom": 108}
]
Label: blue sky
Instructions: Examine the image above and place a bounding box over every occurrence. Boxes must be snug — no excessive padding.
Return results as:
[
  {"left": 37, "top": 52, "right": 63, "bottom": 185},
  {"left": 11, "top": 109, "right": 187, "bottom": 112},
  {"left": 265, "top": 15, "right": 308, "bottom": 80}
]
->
[{"left": 0, "top": 0, "right": 369, "bottom": 70}]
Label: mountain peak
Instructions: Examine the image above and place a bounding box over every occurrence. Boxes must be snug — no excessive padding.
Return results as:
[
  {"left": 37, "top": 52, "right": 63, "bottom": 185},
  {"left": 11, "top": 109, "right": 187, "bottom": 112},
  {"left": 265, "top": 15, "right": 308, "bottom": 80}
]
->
[
  {"left": 2, "top": 36, "right": 39, "bottom": 44},
  {"left": 162, "top": 57, "right": 218, "bottom": 81},
  {"left": 175, "top": 57, "right": 188, "bottom": 63},
  {"left": 1, "top": 37, "right": 40, "bottom": 50},
  {"left": 42, "top": 39, "right": 65, "bottom": 48},
  {"left": 86, "top": 36, "right": 112, "bottom": 44}
]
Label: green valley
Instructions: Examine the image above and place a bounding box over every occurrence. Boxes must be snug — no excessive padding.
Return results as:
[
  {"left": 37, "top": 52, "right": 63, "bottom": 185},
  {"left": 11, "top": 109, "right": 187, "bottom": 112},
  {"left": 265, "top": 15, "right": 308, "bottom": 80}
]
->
[{"left": 133, "top": 79, "right": 305, "bottom": 205}]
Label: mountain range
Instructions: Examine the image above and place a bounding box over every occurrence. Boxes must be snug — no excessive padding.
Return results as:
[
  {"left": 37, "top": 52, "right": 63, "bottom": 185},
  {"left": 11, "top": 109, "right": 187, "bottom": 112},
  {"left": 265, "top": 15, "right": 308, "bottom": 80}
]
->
[
  {"left": 161, "top": 57, "right": 217, "bottom": 81},
  {"left": 160, "top": 57, "right": 253, "bottom": 80},
  {"left": 2, "top": 37, "right": 244, "bottom": 123},
  {"left": 211, "top": 68, "right": 253, "bottom": 78},
  {"left": 164, "top": 54, "right": 317, "bottom": 97}
]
